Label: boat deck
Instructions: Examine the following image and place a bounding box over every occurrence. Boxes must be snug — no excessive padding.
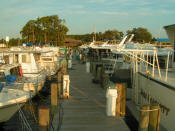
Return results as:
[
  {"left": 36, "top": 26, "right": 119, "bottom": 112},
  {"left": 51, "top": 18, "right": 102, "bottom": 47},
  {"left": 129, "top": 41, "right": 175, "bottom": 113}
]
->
[{"left": 52, "top": 59, "right": 129, "bottom": 131}]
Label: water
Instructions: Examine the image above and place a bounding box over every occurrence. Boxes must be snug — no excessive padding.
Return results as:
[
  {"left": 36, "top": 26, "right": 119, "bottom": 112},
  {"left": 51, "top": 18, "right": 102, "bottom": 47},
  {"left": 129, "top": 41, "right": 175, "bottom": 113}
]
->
[{"left": 0, "top": 79, "right": 52, "bottom": 131}]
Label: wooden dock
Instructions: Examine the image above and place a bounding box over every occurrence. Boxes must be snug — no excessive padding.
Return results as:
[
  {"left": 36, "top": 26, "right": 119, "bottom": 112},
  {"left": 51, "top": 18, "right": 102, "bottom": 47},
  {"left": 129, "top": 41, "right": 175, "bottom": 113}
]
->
[{"left": 52, "top": 60, "right": 130, "bottom": 131}]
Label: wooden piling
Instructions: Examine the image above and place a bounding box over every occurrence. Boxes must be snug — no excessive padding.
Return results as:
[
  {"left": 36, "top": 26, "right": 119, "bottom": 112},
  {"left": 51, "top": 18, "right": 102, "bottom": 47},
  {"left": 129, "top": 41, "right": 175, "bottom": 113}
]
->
[
  {"left": 62, "top": 66, "right": 67, "bottom": 75},
  {"left": 38, "top": 106, "right": 50, "bottom": 127},
  {"left": 57, "top": 71, "right": 62, "bottom": 97},
  {"left": 116, "top": 84, "right": 122, "bottom": 118},
  {"left": 97, "top": 66, "right": 102, "bottom": 82},
  {"left": 139, "top": 105, "right": 150, "bottom": 131},
  {"left": 48, "top": 76, "right": 52, "bottom": 81},
  {"left": 149, "top": 105, "right": 161, "bottom": 131},
  {"left": 101, "top": 74, "right": 109, "bottom": 89},
  {"left": 92, "top": 63, "right": 96, "bottom": 77},
  {"left": 51, "top": 83, "right": 58, "bottom": 113},
  {"left": 120, "top": 83, "right": 127, "bottom": 116}
]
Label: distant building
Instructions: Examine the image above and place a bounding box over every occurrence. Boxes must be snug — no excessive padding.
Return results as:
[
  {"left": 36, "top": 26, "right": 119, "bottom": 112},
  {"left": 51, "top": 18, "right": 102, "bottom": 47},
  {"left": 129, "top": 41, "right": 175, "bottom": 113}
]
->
[
  {"left": 0, "top": 43, "right": 7, "bottom": 47},
  {"left": 164, "top": 24, "right": 175, "bottom": 61},
  {"left": 156, "top": 38, "right": 170, "bottom": 45}
]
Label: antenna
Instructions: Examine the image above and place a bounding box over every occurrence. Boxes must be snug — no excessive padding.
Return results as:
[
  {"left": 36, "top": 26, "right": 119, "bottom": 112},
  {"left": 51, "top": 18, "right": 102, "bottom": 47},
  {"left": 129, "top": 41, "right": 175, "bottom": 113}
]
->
[{"left": 94, "top": 24, "right": 96, "bottom": 41}]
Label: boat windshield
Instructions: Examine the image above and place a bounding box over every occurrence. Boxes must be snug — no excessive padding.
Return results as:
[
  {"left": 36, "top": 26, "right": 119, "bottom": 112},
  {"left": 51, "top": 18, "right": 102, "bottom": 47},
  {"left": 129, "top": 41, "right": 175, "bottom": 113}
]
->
[{"left": 0, "top": 72, "right": 6, "bottom": 82}]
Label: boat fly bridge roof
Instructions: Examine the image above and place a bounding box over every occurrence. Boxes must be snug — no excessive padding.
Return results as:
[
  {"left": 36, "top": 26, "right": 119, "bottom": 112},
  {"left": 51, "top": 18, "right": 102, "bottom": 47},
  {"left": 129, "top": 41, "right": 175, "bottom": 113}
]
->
[{"left": 0, "top": 63, "right": 20, "bottom": 72}]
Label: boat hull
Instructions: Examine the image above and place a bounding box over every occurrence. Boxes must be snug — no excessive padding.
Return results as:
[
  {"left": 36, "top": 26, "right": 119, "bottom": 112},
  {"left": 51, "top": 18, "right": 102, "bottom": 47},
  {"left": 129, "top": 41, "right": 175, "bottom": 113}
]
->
[{"left": 0, "top": 103, "right": 23, "bottom": 122}]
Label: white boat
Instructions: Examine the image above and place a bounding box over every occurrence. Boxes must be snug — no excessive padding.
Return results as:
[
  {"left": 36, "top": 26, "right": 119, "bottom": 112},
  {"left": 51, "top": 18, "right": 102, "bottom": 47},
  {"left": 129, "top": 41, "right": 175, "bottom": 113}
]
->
[
  {"left": 0, "top": 49, "right": 47, "bottom": 96},
  {"left": 39, "top": 47, "right": 60, "bottom": 76},
  {"left": 0, "top": 83, "right": 30, "bottom": 122},
  {"left": 111, "top": 28, "right": 175, "bottom": 131}
]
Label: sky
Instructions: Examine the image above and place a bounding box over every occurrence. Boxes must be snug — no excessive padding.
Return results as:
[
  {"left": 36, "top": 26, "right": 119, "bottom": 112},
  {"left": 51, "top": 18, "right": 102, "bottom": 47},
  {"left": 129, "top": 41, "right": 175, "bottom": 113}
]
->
[{"left": 0, "top": 0, "right": 175, "bottom": 39}]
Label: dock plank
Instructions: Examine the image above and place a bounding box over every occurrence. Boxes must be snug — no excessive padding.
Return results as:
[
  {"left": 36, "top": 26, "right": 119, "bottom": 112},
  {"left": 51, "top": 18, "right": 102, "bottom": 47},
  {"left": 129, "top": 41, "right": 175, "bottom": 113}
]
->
[{"left": 53, "top": 60, "right": 130, "bottom": 131}]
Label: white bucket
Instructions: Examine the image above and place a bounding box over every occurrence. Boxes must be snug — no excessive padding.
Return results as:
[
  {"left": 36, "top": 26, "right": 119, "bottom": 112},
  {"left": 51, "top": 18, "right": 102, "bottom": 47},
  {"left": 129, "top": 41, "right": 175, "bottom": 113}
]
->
[
  {"left": 106, "top": 88, "right": 117, "bottom": 116},
  {"left": 86, "top": 62, "right": 90, "bottom": 73},
  {"left": 68, "top": 60, "right": 72, "bottom": 69},
  {"left": 63, "top": 75, "right": 70, "bottom": 98}
]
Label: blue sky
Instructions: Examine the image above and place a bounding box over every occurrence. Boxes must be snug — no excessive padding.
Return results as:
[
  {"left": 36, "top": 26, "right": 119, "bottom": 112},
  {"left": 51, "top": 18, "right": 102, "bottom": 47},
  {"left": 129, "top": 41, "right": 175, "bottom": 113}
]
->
[{"left": 0, "top": 0, "right": 175, "bottom": 39}]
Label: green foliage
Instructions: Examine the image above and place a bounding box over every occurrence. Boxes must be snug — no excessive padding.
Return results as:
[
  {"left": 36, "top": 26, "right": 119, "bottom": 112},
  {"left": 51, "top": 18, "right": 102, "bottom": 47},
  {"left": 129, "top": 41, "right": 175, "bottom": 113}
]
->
[
  {"left": 68, "top": 29, "right": 123, "bottom": 42},
  {"left": 8, "top": 38, "right": 20, "bottom": 47},
  {"left": 103, "top": 30, "right": 122, "bottom": 39},
  {"left": 127, "top": 27, "right": 152, "bottom": 43},
  {"left": 20, "top": 15, "right": 69, "bottom": 46}
]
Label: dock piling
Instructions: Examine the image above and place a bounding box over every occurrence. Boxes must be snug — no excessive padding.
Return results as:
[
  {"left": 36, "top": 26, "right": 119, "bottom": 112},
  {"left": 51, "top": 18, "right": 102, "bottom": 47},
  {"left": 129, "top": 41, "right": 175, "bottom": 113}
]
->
[
  {"left": 57, "top": 71, "right": 62, "bottom": 97},
  {"left": 120, "top": 83, "right": 127, "bottom": 116},
  {"left": 38, "top": 106, "right": 50, "bottom": 130},
  {"left": 149, "top": 105, "right": 161, "bottom": 131},
  {"left": 139, "top": 105, "right": 150, "bottom": 131},
  {"left": 116, "top": 84, "right": 122, "bottom": 118},
  {"left": 51, "top": 83, "right": 58, "bottom": 113}
]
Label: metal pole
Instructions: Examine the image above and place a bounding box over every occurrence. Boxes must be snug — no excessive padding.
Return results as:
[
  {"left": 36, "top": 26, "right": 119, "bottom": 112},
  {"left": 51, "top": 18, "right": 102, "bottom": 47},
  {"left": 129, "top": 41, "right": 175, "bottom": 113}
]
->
[
  {"left": 155, "top": 52, "right": 162, "bottom": 79},
  {"left": 165, "top": 52, "right": 170, "bottom": 81},
  {"left": 152, "top": 51, "right": 155, "bottom": 77}
]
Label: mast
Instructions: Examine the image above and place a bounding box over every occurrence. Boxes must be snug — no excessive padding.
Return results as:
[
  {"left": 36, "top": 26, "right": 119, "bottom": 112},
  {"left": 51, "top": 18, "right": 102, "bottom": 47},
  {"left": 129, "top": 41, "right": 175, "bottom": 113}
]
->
[{"left": 94, "top": 24, "right": 96, "bottom": 41}]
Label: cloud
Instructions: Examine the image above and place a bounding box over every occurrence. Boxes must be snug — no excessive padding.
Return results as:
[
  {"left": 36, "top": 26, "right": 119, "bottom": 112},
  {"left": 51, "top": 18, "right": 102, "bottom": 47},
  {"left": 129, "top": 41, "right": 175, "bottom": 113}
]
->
[
  {"left": 70, "top": 5, "right": 84, "bottom": 9},
  {"left": 62, "top": 10, "right": 90, "bottom": 15},
  {"left": 87, "top": 0, "right": 106, "bottom": 3},
  {"left": 2, "top": 7, "right": 39, "bottom": 20},
  {"left": 99, "top": 11, "right": 128, "bottom": 16}
]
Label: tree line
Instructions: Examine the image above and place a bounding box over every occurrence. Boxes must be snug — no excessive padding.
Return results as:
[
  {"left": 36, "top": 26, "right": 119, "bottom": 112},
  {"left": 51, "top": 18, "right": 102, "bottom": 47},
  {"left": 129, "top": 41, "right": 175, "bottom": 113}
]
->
[
  {"left": 0, "top": 14, "right": 154, "bottom": 47},
  {"left": 68, "top": 27, "right": 152, "bottom": 43},
  {"left": 20, "top": 15, "right": 68, "bottom": 46}
]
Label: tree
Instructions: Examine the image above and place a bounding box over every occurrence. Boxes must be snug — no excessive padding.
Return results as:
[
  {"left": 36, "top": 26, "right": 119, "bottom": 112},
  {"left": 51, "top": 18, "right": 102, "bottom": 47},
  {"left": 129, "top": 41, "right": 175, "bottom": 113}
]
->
[
  {"left": 20, "top": 15, "right": 69, "bottom": 46},
  {"left": 127, "top": 27, "right": 152, "bottom": 43},
  {"left": 103, "top": 30, "right": 122, "bottom": 40}
]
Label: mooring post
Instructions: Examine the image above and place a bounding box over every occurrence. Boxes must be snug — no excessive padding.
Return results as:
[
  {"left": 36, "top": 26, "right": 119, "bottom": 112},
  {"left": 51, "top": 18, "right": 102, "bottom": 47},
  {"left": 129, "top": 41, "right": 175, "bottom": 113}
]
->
[
  {"left": 51, "top": 83, "right": 58, "bottom": 114},
  {"left": 93, "top": 63, "right": 96, "bottom": 77},
  {"left": 120, "top": 83, "right": 127, "bottom": 116},
  {"left": 57, "top": 71, "right": 62, "bottom": 98},
  {"left": 38, "top": 106, "right": 50, "bottom": 131},
  {"left": 63, "top": 75, "right": 70, "bottom": 99},
  {"left": 139, "top": 105, "right": 150, "bottom": 131},
  {"left": 97, "top": 66, "right": 102, "bottom": 83},
  {"left": 149, "top": 105, "right": 161, "bottom": 131},
  {"left": 102, "top": 74, "right": 109, "bottom": 89},
  {"left": 62, "top": 66, "right": 67, "bottom": 75},
  {"left": 48, "top": 76, "right": 52, "bottom": 81},
  {"left": 116, "top": 84, "right": 122, "bottom": 118}
]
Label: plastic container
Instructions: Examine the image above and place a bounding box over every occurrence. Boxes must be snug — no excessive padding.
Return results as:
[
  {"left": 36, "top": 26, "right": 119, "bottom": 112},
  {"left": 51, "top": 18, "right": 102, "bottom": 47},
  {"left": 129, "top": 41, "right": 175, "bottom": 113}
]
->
[
  {"left": 86, "top": 62, "right": 90, "bottom": 73},
  {"left": 68, "top": 60, "right": 72, "bottom": 69},
  {"left": 106, "top": 88, "right": 117, "bottom": 116}
]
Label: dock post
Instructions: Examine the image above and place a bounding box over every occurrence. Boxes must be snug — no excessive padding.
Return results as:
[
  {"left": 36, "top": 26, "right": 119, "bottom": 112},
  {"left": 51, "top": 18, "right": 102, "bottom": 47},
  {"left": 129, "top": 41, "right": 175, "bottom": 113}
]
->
[
  {"left": 92, "top": 63, "right": 96, "bottom": 77},
  {"left": 149, "top": 105, "right": 161, "bottom": 131},
  {"left": 57, "top": 71, "right": 62, "bottom": 98},
  {"left": 63, "top": 75, "right": 70, "bottom": 99},
  {"left": 116, "top": 84, "right": 122, "bottom": 118},
  {"left": 51, "top": 83, "right": 58, "bottom": 114},
  {"left": 101, "top": 74, "right": 109, "bottom": 89},
  {"left": 139, "top": 105, "right": 150, "bottom": 131},
  {"left": 97, "top": 66, "right": 102, "bottom": 83},
  {"left": 48, "top": 76, "right": 52, "bottom": 81},
  {"left": 62, "top": 67, "right": 67, "bottom": 75},
  {"left": 120, "top": 83, "right": 127, "bottom": 116},
  {"left": 38, "top": 106, "right": 50, "bottom": 131}
]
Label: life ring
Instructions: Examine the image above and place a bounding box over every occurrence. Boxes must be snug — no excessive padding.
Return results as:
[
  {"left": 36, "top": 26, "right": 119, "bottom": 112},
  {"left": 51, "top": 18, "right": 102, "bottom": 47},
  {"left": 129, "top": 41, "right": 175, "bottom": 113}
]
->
[{"left": 19, "top": 66, "right": 23, "bottom": 76}]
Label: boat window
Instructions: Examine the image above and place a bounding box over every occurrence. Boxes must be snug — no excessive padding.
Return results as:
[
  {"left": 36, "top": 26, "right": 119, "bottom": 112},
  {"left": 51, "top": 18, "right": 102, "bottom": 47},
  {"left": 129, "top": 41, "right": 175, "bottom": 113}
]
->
[
  {"left": 14, "top": 54, "right": 19, "bottom": 63},
  {"left": 22, "top": 54, "right": 31, "bottom": 63},
  {"left": 34, "top": 53, "right": 40, "bottom": 62},
  {"left": 10, "top": 67, "right": 20, "bottom": 76},
  {"left": 22, "top": 55, "right": 27, "bottom": 63},
  {"left": 0, "top": 72, "right": 5, "bottom": 82},
  {"left": 42, "top": 57, "right": 52, "bottom": 61},
  {"left": 4, "top": 55, "right": 9, "bottom": 64}
]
